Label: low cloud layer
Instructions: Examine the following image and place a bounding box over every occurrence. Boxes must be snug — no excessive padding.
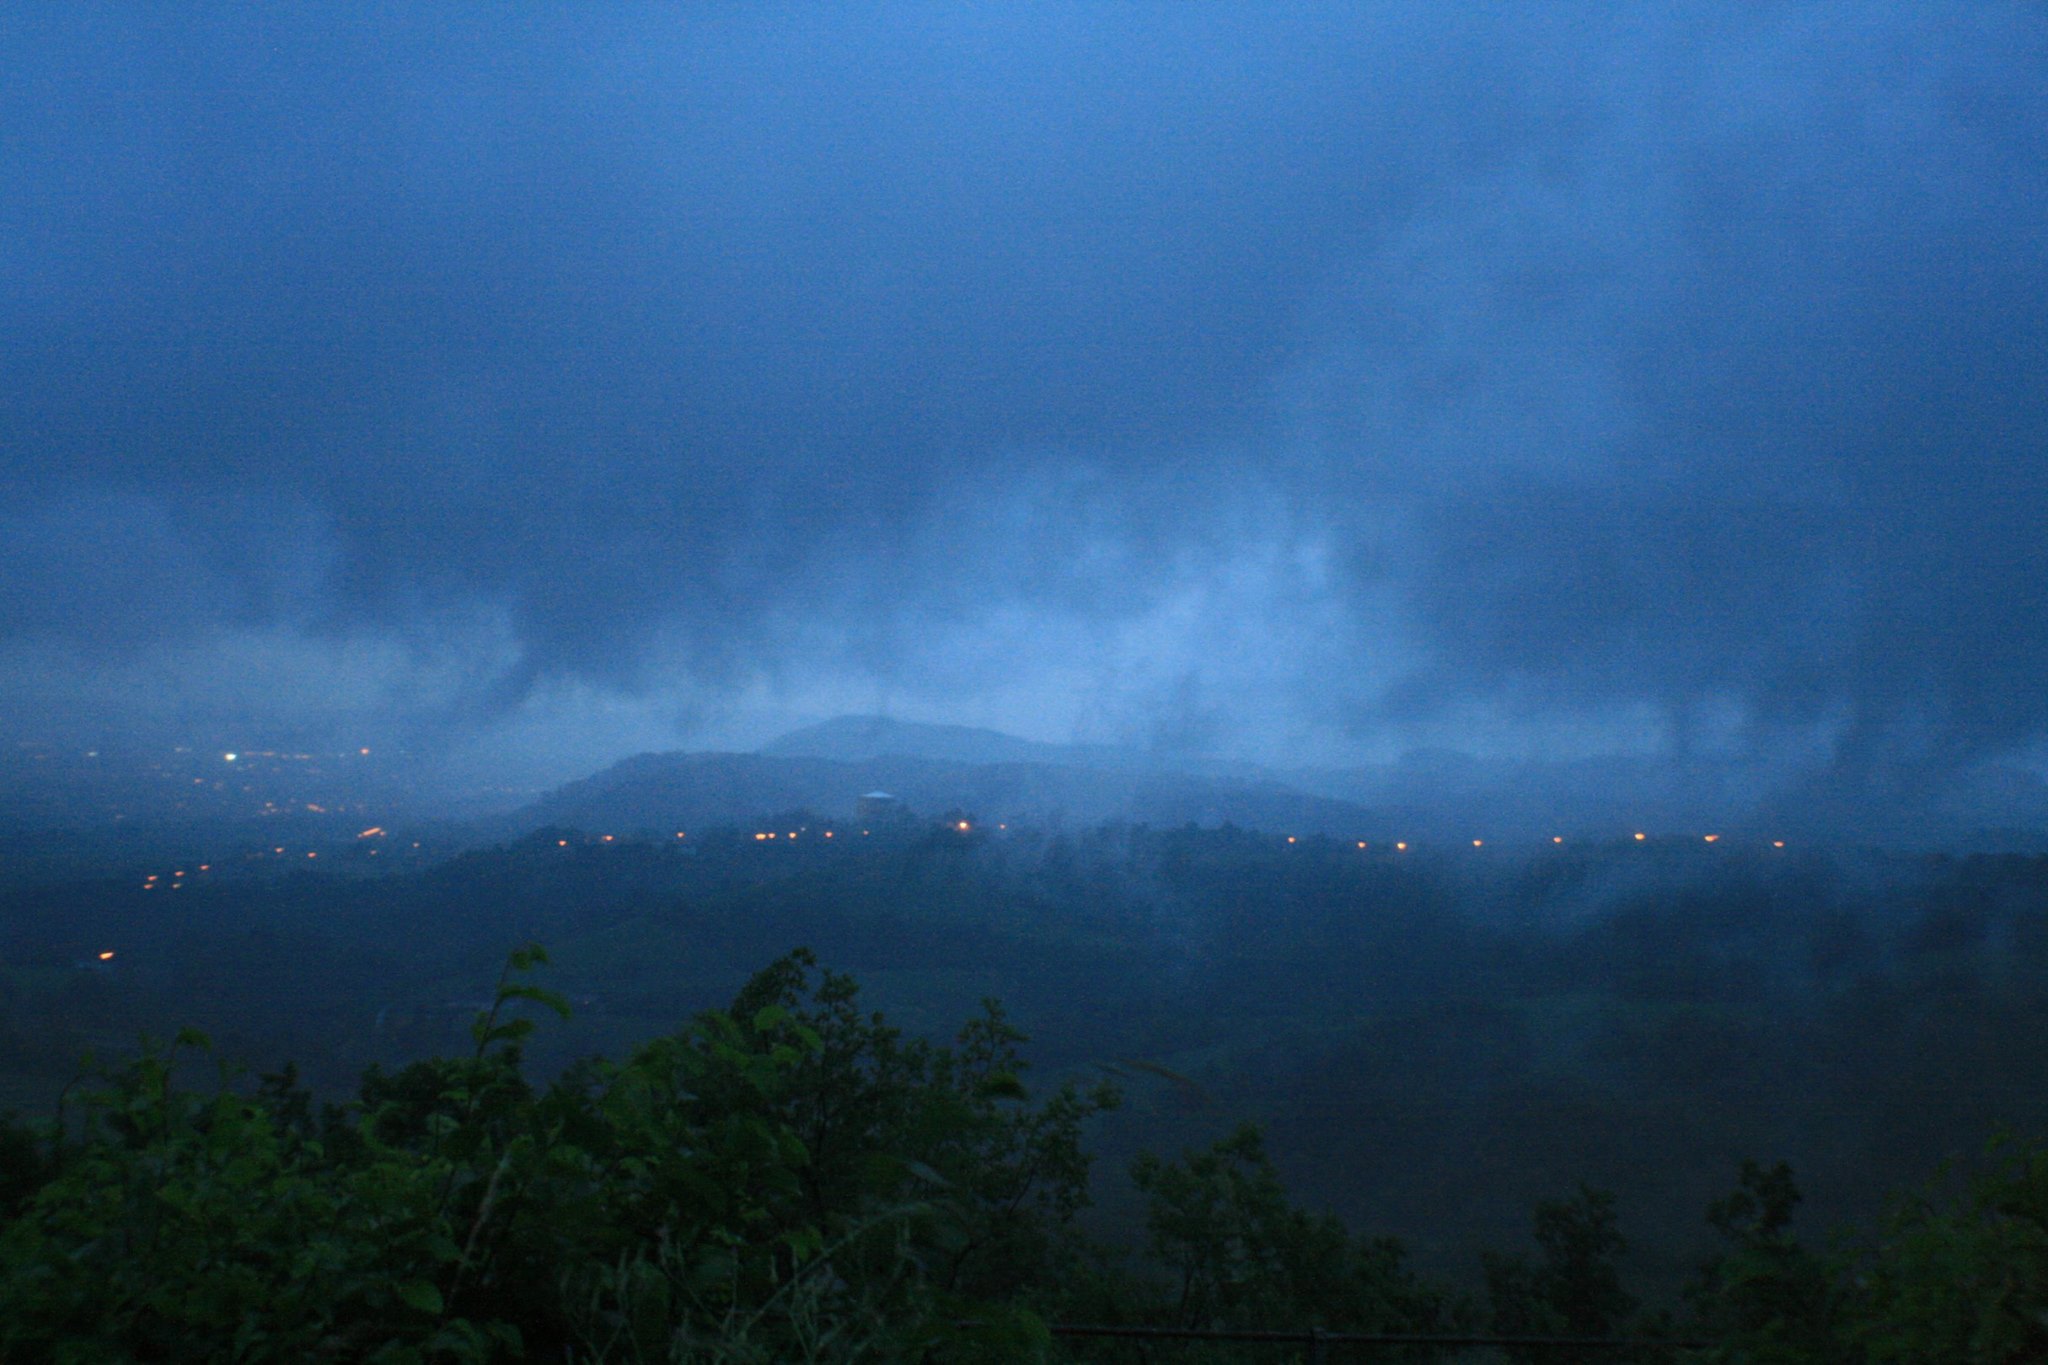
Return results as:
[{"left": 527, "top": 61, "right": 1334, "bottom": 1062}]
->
[{"left": 5, "top": 5, "right": 2045, "bottom": 826}]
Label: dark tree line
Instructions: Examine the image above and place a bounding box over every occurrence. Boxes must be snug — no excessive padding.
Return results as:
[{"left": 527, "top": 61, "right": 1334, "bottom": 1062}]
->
[{"left": 4, "top": 945, "right": 2046, "bottom": 1361}]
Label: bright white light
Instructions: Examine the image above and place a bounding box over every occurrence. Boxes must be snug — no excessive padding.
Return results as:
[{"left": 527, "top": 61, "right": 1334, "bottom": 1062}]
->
[{"left": 224, "top": 752, "right": 237, "bottom": 762}]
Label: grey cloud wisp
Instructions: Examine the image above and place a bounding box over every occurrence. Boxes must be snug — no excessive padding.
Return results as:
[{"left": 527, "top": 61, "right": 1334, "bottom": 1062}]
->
[{"left": 4, "top": 5, "right": 2045, "bottom": 833}]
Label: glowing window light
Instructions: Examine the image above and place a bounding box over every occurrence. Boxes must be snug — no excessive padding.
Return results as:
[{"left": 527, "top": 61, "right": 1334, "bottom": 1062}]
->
[
  {"left": 755, "top": 832, "right": 768, "bottom": 841},
  {"left": 1773, "top": 840, "right": 1786, "bottom": 848},
  {"left": 1286, "top": 836, "right": 1296, "bottom": 844},
  {"left": 956, "top": 821, "right": 969, "bottom": 832},
  {"left": 224, "top": 753, "right": 237, "bottom": 762},
  {"left": 98, "top": 951, "right": 115, "bottom": 961},
  {"left": 675, "top": 832, "right": 685, "bottom": 839},
  {"left": 307, "top": 851, "right": 316, "bottom": 858},
  {"left": 1703, "top": 834, "right": 1720, "bottom": 843},
  {"left": 1395, "top": 842, "right": 1407, "bottom": 851},
  {"left": 601, "top": 834, "right": 614, "bottom": 842},
  {"left": 1357, "top": 841, "right": 1367, "bottom": 849},
  {"left": 558, "top": 839, "right": 568, "bottom": 846},
  {"left": 1634, "top": 832, "right": 1646, "bottom": 841},
  {"left": 1473, "top": 839, "right": 1484, "bottom": 847},
  {"left": 1553, "top": 836, "right": 1564, "bottom": 844}
]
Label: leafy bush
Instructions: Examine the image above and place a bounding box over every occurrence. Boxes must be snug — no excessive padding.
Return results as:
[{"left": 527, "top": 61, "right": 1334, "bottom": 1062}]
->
[
  {"left": 0, "top": 946, "right": 1112, "bottom": 1362},
  {"left": 8, "top": 941, "right": 2048, "bottom": 1363}
]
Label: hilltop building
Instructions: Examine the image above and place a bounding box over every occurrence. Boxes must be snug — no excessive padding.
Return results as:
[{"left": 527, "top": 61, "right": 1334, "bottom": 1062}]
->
[{"left": 856, "top": 791, "right": 907, "bottom": 825}]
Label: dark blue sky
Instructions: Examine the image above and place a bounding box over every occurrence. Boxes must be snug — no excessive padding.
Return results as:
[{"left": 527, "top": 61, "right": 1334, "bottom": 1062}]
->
[{"left": 4, "top": 5, "right": 2045, "bottom": 824}]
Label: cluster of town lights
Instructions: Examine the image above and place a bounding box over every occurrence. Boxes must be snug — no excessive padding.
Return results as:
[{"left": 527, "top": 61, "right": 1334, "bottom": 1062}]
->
[
  {"left": 1271, "top": 832, "right": 1787, "bottom": 850},
  {"left": 543, "top": 826, "right": 1790, "bottom": 853},
  {"left": 223, "top": 748, "right": 370, "bottom": 761},
  {"left": 142, "top": 863, "right": 211, "bottom": 890},
  {"left": 565, "top": 821, "right": 976, "bottom": 844}
]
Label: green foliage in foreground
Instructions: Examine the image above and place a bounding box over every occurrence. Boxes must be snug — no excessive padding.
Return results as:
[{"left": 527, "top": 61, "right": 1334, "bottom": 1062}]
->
[
  {"left": 0, "top": 946, "right": 2046, "bottom": 1362},
  {"left": 0, "top": 946, "right": 1113, "bottom": 1362},
  {"left": 1689, "top": 1144, "right": 2048, "bottom": 1365}
]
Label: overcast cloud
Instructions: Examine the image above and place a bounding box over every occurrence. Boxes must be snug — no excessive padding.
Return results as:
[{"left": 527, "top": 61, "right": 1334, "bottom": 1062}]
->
[{"left": 4, "top": 4, "right": 2045, "bottom": 823}]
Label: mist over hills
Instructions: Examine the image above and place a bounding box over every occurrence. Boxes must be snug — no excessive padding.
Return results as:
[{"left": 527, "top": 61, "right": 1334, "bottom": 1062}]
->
[
  {"left": 4, "top": 714, "right": 2041, "bottom": 855},
  {"left": 528, "top": 713, "right": 2048, "bottom": 850},
  {"left": 510, "top": 737, "right": 1387, "bottom": 840},
  {"left": 760, "top": 714, "right": 1281, "bottom": 783},
  {"left": 750, "top": 717, "right": 1813, "bottom": 843}
]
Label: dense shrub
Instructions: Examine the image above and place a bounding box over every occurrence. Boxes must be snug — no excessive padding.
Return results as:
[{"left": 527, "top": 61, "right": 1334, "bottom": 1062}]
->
[{"left": 5, "top": 942, "right": 2048, "bottom": 1362}]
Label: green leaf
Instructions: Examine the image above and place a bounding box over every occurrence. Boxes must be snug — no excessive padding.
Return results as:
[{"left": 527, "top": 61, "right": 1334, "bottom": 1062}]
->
[
  {"left": 396, "top": 1280, "right": 444, "bottom": 1315},
  {"left": 497, "top": 982, "right": 572, "bottom": 1021},
  {"left": 975, "top": 1072, "right": 1028, "bottom": 1102}
]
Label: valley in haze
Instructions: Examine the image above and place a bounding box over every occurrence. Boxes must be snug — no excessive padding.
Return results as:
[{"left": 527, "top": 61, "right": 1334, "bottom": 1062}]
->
[{"left": 6, "top": 716, "right": 2046, "bottom": 1313}]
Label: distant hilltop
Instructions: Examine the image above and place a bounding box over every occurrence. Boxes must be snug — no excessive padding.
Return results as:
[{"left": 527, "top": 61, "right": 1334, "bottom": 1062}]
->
[{"left": 504, "top": 719, "right": 1386, "bottom": 839}]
